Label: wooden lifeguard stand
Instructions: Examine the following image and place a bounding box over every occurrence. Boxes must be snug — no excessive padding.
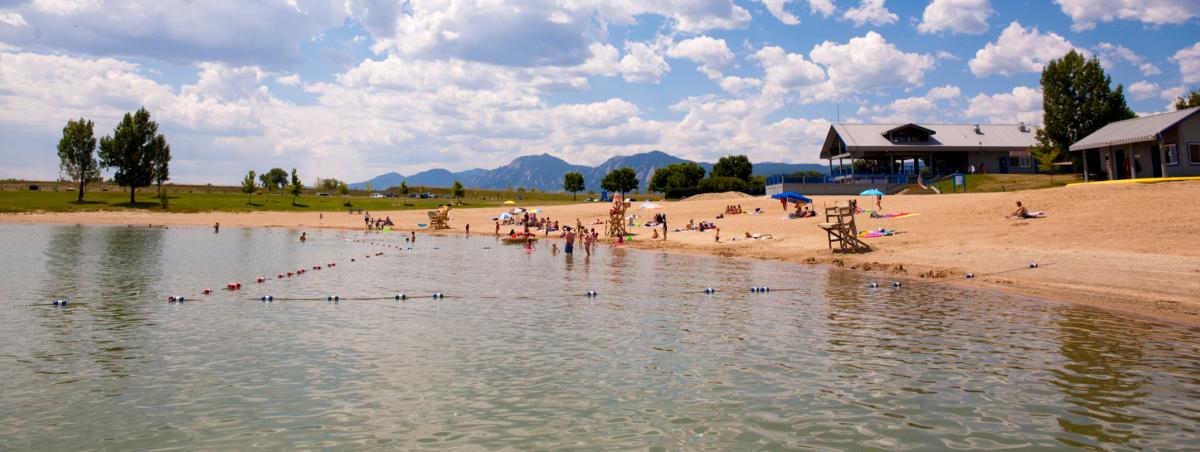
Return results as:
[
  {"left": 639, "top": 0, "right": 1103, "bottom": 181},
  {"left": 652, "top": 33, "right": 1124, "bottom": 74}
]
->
[
  {"left": 428, "top": 205, "right": 452, "bottom": 230},
  {"left": 605, "top": 194, "right": 629, "bottom": 237},
  {"left": 818, "top": 200, "right": 870, "bottom": 253}
]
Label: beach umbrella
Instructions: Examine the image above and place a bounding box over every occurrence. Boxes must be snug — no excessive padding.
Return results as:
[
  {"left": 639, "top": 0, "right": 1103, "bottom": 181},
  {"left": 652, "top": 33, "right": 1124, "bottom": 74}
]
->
[
  {"left": 503, "top": 200, "right": 516, "bottom": 205},
  {"left": 497, "top": 212, "right": 513, "bottom": 220},
  {"left": 529, "top": 208, "right": 542, "bottom": 213},
  {"left": 859, "top": 189, "right": 885, "bottom": 196},
  {"left": 639, "top": 202, "right": 662, "bottom": 209},
  {"left": 770, "top": 192, "right": 812, "bottom": 203}
]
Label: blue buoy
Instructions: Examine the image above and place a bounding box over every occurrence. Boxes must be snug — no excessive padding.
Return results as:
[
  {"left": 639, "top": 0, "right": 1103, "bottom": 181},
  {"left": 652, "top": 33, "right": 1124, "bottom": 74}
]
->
[
  {"left": 395, "top": 293, "right": 407, "bottom": 300},
  {"left": 261, "top": 296, "right": 267, "bottom": 301},
  {"left": 704, "top": 287, "right": 716, "bottom": 294},
  {"left": 52, "top": 299, "right": 67, "bottom": 306},
  {"left": 868, "top": 282, "right": 879, "bottom": 288},
  {"left": 586, "top": 290, "right": 597, "bottom": 297},
  {"left": 892, "top": 281, "right": 902, "bottom": 288},
  {"left": 268, "top": 295, "right": 274, "bottom": 301}
]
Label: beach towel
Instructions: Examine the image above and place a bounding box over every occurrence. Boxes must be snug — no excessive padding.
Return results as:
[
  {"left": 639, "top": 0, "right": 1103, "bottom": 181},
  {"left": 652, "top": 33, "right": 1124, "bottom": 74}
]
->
[{"left": 873, "top": 212, "right": 919, "bottom": 219}]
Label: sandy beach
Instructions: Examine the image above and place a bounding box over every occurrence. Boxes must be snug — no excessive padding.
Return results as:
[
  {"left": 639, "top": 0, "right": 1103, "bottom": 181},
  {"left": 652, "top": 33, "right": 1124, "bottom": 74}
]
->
[{"left": 5, "top": 180, "right": 1200, "bottom": 325}]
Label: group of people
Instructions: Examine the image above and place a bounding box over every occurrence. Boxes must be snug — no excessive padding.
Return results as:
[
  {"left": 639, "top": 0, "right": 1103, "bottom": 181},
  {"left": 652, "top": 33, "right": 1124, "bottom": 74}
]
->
[
  {"left": 363, "top": 212, "right": 394, "bottom": 230},
  {"left": 724, "top": 205, "right": 745, "bottom": 215},
  {"left": 789, "top": 203, "right": 816, "bottom": 219}
]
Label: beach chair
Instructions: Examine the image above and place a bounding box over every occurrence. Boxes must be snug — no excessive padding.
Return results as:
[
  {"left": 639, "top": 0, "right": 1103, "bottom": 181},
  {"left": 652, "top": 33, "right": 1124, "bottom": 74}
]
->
[{"left": 818, "top": 200, "right": 871, "bottom": 253}]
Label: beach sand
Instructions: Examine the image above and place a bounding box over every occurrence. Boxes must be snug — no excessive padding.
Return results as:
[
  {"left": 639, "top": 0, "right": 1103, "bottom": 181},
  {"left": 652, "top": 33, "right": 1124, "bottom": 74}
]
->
[{"left": 5, "top": 181, "right": 1200, "bottom": 324}]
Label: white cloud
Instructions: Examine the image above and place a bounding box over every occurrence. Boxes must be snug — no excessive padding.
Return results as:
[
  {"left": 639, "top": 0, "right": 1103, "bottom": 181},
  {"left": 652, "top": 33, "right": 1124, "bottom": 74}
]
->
[
  {"left": 1054, "top": 0, "right": 1200, "bottom": 31},
  {"left": 757, "top": 0, "right": 801, "bottom": 25},
  {"left": 917, "top": 0, "right": 993, "bottom": 35},
  {"left": 718, "top": 76, "right": 763, "bottom": 94},
  {"left": 1169, "top": 42, "right": 1200, "bottom": 84},
  {"left": 0, "top": 12, "right": 28, "bottom": 27},
  {"left": 936, "top": 50, "right": 960, "bottom": 60},
  {"left": 928, "top": 85, "right": 961, "bottom": 100},
  {"left": 969, "top": 21, "right": 1079, "bottom": 78},
  {"left": 0, "top": 0, "right": 346, "bottom": 67},
  {"left": 668, "top": 36, "right": 736, "bottom": 79},
  {"left": 808, "top": 0, "right": 837, "bottom": 16},
  {"left": 276, "top": 74, "right": 302, "bottom": 87},
  {"left": 843, "top": 0, "right": 898, "bottom": 27},
  {"left": 1128, "top": 81, "right": 1160, "bottom": 101},
  {"left": 754, "top": 46, "right": 826, "bottom": 92},
  {"left": 965, "top": 86, "right": 1043, "bottom": 124},
  {"left": 1095, "top": 42, "right": 1161, "bottom": 76},
  {"left": 618, "top": 38, "right": 671, "bottom": 83},
  {"left": 809, "top": 31, "right": 935, "bottom": 97}
]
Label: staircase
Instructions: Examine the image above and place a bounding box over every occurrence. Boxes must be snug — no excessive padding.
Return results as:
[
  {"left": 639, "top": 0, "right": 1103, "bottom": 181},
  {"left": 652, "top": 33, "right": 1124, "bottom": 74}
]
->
[{"left": 898, "top": 184, "right": 938, "bottom": 195}]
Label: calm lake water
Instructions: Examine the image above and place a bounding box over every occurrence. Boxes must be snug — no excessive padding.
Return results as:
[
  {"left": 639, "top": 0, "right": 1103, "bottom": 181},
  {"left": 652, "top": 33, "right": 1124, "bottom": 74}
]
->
[{"left": 1, "top": 223, "right": 1198, "bottom": 450}]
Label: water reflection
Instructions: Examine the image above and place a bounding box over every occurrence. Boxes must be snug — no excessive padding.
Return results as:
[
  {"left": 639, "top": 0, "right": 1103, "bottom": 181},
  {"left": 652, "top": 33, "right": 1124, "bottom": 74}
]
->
[{"left": 1053, "top": 309, "right": 1148, "bottom": 448}]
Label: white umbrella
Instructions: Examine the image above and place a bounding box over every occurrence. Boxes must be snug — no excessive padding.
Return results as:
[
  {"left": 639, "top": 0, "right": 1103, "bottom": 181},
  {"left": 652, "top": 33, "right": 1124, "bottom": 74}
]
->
[{"left": 497, "top": 212, "right": 513, "bottom": 220}]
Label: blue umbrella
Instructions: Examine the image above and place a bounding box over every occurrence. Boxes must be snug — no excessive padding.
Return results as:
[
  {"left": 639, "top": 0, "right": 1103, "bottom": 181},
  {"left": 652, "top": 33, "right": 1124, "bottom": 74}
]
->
[
  {"left": 859, "top": 189, "right": 885, "bottom": 196},
  {"left": 771, "top": 192, "right": 812, "bottom": 203}
]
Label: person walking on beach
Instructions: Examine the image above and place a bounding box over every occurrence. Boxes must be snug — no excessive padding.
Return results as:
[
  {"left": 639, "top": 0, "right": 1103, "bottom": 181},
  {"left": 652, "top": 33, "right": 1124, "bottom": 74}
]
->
[
  {"left": 875, "top": 194, "right": 883, "bottom": 211},
  {"left": 465, "top": 224, "right": 470, "bottom": 236},
  {"left": 495, "top": 221, "right": 500, "bottom": 236},
  {"left": 564, "top": 229, "right": 575, "bottom": 256},
  {"left": 661, "top": 215, "right": 667, "bottom": 241}
]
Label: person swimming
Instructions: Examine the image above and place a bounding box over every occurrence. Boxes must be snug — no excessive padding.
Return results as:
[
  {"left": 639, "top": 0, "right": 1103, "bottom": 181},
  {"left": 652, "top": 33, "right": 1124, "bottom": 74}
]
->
[{"left": 299, "top": 232, "right": 307, "bottom": 242}]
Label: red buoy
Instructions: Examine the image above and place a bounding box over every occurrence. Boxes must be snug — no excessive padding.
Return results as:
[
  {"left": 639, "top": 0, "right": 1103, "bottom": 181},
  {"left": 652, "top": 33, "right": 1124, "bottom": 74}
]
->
[{"left": 203, "top": 288, "right": 212, "bottom": 294}]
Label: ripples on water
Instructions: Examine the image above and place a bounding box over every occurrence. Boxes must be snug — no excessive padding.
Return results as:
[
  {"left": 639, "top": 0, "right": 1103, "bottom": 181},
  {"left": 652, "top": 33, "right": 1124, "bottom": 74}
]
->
[{"left": 0, "top": 224, "right": 1197, "bottom": 450}]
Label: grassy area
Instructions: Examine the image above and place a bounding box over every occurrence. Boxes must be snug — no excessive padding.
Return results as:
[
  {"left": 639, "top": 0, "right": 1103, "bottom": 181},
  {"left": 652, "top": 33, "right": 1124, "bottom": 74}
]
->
[
  {"left": 0, "top": 181, "right": 641, "bottom": 213},
  {"left": 932, "top": 173, "right": 1080, "bottom": 193}
]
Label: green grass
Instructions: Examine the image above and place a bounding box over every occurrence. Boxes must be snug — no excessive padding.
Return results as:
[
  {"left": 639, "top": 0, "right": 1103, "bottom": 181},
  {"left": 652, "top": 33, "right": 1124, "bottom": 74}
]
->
[
  {"left": 932, "top": 173, "right": 1080, "bottom": 193},
  {"left": 0, "top": 182, "right": 639, "bottom": 214}
]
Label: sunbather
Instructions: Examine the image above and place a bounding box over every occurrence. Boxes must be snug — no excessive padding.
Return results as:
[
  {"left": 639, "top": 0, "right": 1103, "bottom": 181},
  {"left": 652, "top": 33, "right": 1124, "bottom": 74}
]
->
[{"left": 1007, "top": 201, "right": 1045, "bottom": 219}]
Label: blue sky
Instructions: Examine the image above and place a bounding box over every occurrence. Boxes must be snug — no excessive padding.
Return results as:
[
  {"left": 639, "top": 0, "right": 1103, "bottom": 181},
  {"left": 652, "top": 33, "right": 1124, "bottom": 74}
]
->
[{"left": 1, "top": 0, "right": 1198, "bottom": 184}]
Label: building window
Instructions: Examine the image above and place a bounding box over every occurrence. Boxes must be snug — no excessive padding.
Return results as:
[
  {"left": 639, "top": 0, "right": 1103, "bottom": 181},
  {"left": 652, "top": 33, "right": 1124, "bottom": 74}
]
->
[
  {"left": 1020, "top": 156, "right": 1032, "bottom": 168},
  {"left": 1165, "top": 143, "right": 1179, "bottom": 166},
  {"left": 1008, "top": 157, "right": 1032, "bottom": 168},
  {"left": 1189, "top": 143, "right": 1200, "bottom": 165}
]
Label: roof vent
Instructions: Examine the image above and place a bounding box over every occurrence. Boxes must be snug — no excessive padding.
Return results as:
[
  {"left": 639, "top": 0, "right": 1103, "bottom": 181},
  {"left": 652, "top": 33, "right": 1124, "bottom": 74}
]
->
[
  {"left": 973, "top": 124, "right": 982, "bottom": 134},
  {"left": 1018, "top": 122, "right": 1028, "bottom": 133}
]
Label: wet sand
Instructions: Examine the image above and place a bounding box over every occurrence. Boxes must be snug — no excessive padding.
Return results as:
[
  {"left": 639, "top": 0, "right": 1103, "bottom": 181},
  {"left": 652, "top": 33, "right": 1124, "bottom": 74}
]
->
[{"left": 5, "top": 181, "right": 1200, "bottom": 325}]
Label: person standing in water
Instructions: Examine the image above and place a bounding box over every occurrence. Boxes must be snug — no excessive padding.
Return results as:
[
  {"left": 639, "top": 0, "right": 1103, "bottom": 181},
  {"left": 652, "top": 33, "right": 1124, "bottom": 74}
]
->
[
  {"left": 465, "top": 223, "right": 470, "bottom": 236},
  {"left": 213, "top": 222, "right": 220, "bottom": 233},
  {"left": 299, "top": 232, "right": 307, "bottom": 242},
  {"left": 411, "top": 231, "right": 416, "bottom": 243},
  {"left": 564, "top": 228, "right": 575, "bottom": 256}
]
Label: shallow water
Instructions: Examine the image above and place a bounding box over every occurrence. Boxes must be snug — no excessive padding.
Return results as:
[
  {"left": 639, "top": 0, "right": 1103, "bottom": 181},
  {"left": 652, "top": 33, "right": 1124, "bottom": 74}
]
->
[{"left": 0, "top": 223, "right": 1198, "bottom": 450}]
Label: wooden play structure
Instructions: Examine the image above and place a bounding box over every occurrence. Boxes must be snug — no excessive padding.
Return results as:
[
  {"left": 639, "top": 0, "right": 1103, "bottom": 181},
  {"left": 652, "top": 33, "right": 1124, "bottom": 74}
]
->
[
  {"left": 604, "top": 194, "right": 629, "bottom": 237},
  {"left": 427, "top": 205, "right": 452, "bottom": 230},
  {"left": 818, "top": 200, "right": 871, "bottom": 253}
]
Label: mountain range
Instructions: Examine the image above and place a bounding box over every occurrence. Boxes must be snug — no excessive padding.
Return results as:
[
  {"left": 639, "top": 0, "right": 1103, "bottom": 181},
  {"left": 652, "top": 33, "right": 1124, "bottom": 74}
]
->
[{"left": 350, "top": 150, "right": 827, "bottom": 192}]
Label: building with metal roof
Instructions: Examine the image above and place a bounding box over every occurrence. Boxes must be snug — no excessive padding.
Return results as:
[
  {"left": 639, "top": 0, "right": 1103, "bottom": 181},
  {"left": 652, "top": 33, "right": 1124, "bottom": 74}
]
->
[
  {"left": 1069, "top": 107, "right": 1200, "bottom": 181},
  {"left": 818, "top": 122, "right": 1039, "bottom": 181}
]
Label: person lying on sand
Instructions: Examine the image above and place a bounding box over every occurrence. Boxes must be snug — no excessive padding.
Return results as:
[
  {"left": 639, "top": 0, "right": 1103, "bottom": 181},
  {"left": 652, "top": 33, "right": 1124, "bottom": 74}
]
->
[
  {"left": 1006, "top": 201, "right": 1045, "bottom": 220},
  {"left": 743, "top": 232, "right": 773, "bottom": 240}
]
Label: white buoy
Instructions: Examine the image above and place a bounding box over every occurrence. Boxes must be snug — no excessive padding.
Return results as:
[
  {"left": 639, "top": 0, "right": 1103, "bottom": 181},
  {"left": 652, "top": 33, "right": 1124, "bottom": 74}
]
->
[
  {"left": 1029, "top": 262, "right": 1039, "bottom": 268},
  {"left": 965, "top": 273, "right": 975, "bottom": 279},
  {"left": 892, "top": 281, "right": 902, "bottom": 288}
]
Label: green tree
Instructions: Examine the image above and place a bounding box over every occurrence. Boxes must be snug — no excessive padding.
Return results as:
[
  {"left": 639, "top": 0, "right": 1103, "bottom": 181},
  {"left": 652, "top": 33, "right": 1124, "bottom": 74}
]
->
[
  {"left": 787, "top": 170, "right": 826, "bottom": 182},
  {"left": 1175, "top": 88, "right": 1200, "bottom": 110},
  {"left": 451, "top": 180, "right": 466, "bottom": 201},
  {"left": 1039, "top": 50, "right": 1135, "bottom": 170},
  {"left": 242, "top": 170, "right": 257, "bottom": 203},
  {"left": 56, "top": 117, "right": 100, "bottom": 202},
  {"left": 337, "top": 181, "right": 350, "bottom": 205},
  {"left": 1031, "top": 129, "right": 1063, "bottom": 185},
  {"left": 400, "top": 181, "right": 409, "bottom": 196},
  {"left": 98, "top": 107, "right": 165, "bottom": 204},
  {"left": 288, "top": 168, "right": 302, "bottom": 205},
  {"left": 648, "top": 162, "right": 706, "bottom": 199},
  {"left": 150, "top": 134, "right": 171, "bottom": 207},
  {"left": 697, "top": 176, "right": 747, "bottom": 193},
  {"left": 319, "top": 178, "right": 341, "bottom": 192},
  {"left": 260, "top": 167, "right": 288, "bottom": 191},
  {"left": 562, "top": 171, "right": 585, "bottom": 200},
  {"left": 712, "top": 155, "right": 753, "bottom": 182},
  {"left": 601, "top": 167, "right": 639, "bottom": 195}
]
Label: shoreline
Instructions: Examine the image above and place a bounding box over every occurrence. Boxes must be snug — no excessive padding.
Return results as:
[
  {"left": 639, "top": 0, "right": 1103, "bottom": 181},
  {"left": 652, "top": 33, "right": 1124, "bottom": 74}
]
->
[{"left": 4, "top": 180, "right": 1199, "bottom": 326}]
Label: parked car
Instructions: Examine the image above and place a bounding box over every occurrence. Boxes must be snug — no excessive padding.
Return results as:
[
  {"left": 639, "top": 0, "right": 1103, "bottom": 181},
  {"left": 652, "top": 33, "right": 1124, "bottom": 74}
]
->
[
  {"left": 369, "top": 193, "right": 385, "bottom": 198},
  {"left": 315, "top": 192, "right": 331, "bottom": 197}
]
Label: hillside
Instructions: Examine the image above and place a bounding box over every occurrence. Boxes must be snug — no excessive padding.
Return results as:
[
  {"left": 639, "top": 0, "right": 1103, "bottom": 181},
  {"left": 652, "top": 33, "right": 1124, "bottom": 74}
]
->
[{"left": 351, "top": 150, "right": 827, "bottom": 192}]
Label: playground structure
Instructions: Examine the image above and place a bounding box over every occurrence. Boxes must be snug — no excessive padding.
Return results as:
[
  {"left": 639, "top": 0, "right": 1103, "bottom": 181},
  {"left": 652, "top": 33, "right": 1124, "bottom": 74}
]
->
[
  {"left": 818, "top": 200, "right": 871, "bottom": 253},
  {"left": 604, "top": 194, "right": 629, "bottom": 238},
  {"left": 427, "top": 205, "right": 452, "bottom": 230}
]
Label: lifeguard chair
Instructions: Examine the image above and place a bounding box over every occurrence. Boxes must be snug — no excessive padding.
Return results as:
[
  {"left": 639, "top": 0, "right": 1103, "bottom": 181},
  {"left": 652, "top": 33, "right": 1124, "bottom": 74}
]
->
[
  {"left": 605, "top": 193, "right": 629, "bottom": 237},
  {"left": 818, "top": 200, "right": 870, "bottom": 253},
  {"left": 428, "top": 205, "right": 452, "bottom": 230}
]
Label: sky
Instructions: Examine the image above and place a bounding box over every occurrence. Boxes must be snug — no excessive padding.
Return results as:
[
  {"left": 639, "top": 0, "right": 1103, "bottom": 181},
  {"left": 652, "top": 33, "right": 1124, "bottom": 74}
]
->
[{"left": 1, "top": 0, "right": 1198, "bottom": 184}]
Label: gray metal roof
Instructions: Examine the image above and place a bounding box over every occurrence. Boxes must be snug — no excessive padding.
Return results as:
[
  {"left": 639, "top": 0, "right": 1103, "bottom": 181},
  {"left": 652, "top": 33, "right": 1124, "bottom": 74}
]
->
[
  {"left": 1069, "top": 107, "right": 1200, "bottom": 151},
  {"left": 820, "top": 123, "right": 1037, "bottom": 159}
]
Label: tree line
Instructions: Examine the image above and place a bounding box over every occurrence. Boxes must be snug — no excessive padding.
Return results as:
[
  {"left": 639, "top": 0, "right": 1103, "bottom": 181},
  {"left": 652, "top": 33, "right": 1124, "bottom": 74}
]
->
[{"left": 57, "top": 107, "right": 171, "bottom": 205}]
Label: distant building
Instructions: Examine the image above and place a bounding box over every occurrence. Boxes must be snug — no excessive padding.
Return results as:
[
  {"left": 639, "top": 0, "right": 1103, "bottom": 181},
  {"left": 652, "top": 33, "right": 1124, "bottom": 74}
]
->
[
  {"left": 1069, "top": 107, "right": 1200, "bottom": 181},
  {"left": 818, "top": 123, "right": 1039, "bottom": 181}
]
